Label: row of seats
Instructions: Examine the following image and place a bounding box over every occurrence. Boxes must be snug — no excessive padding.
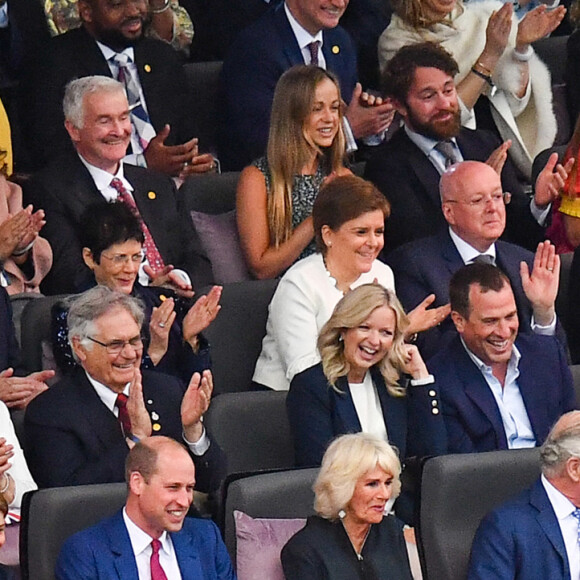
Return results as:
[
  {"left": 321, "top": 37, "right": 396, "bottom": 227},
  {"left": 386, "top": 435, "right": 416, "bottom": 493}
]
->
[{"left": 18, "top": 447, "right": 540, "bottom": 580}]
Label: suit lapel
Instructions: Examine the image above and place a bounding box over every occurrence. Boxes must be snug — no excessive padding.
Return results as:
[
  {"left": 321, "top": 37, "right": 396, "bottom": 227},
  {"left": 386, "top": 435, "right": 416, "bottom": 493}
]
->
[
  {"left": 452, "top": 339, "right": 508, "bottom": 449},
  {"left": 76, "top": 27, "right": 116, "bottom": 78},
  {"left": 274, "top": 5, "right": 304, "bottom": 68},
  {"left": 397, "top": 131, "right": 442, "bottom": 208},
  {"left": 514, "top": 338, "right": 550, "bottom": 443},
  {"left": 441, "top": 231, "right": 465, "bottom": 276},
  {"left": 172, "top": 528, "right": 202, "bottom": 580},
  {"left": 61, "top": 155, "right": 106, "bottom": 216},
  {"left": 530, "top": 480, "right": 570, "bottom": 576},
  {"left": 74, "top": 369, "right": 126, "bottom": 447},
  {"left": 333, "top": 376, "right": 363, "bottom": 432},
  {"left": 372, "top": 369, "right": 407, "bottom": 456},
  {"left": 106, "top": 511, "right": 140, "bottom": 580}
]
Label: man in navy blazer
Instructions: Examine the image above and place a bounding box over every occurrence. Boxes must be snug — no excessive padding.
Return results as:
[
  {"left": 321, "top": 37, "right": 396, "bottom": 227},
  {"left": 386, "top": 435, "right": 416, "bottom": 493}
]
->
[
  {"left": 387, "top": 160, "right": 565, "bottom": 360},
  {"left": 468, "top": 411, "right": 580, "bottom": 579},
  {"left": 219, "top": 0, "right": 393, "bottom": 170},
  {"left": 24, "top": 287, "right": 226, "bottom": 492},
  {"left": 56, "top": 436, "right": 235, "bottom": 579},
  {"left": 429, "top": 263, "right": 576, "bottom": 454}
]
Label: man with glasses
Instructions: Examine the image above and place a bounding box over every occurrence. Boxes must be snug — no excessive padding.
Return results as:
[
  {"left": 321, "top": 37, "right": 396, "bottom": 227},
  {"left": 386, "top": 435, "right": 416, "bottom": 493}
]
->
[
  {"left": 365, "top": 41, "right": 567, "bottom": 254},
  {"left": 429, "top": 262, "right": 575, "bottom": 454},
  {"left": 387, "top": 161, "right": 565, "bottom": 359},
  {"left": 23, "top": 286, "right": 226, "bottom": 491},
  {"left": 24, "top": 76, "right": 206, "bottom": 295}
]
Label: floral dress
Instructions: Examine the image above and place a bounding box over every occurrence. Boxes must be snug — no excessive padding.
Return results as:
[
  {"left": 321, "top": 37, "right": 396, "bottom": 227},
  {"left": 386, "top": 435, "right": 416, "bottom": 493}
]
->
[{"left": 253, "top": 156, "right": 329, "bottom": 261}]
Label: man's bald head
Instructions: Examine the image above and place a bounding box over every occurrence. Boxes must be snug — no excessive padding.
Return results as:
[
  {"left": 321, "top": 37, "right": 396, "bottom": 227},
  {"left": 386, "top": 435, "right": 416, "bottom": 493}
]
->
[{"left": 439, "top": 161, "right": 507, "bottom": 253}]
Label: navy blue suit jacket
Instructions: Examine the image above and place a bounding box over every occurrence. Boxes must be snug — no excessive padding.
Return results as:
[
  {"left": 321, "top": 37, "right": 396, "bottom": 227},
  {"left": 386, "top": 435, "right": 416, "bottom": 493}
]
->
[
  {"left": 56, "top": 510, "right": 236, "bottom": 580},
  {"left": 364, "top": 127, "right": 545, "bottom": 254},
  {"left": 429, "top": 334, "right": 576, "bottom": 453},
  {"left": 219, "top": 2, "right": 357, "bottom": 170},
  {"left": 24, "top": 368, "right": 226, "bottom": 492},
  {"left": 0, "top": 287, "right": 21, "bottom": 374},
  {"left": 468, "top": 478, "right": 570, "bottom": 579},
  {"left": 386, "top": 231, "right": 539, "bottom": 359},
  {"left": 287, "top": 364, "right": 447, "bottom": 467}
]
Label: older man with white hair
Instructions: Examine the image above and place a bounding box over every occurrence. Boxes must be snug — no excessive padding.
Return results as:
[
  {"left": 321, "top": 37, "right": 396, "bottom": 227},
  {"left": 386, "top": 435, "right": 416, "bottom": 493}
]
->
[{"left": 468, "top": 411, "right": 580, "bottom": 579}]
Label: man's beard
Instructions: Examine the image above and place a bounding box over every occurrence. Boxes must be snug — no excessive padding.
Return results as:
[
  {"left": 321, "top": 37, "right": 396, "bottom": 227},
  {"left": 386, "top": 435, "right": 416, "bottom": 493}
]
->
[
  {"left": 93, "top": 19, "right": 144, "bottom": 51},
  {"left": 406, "top": 106, "right": 461, "bottom": 140}
]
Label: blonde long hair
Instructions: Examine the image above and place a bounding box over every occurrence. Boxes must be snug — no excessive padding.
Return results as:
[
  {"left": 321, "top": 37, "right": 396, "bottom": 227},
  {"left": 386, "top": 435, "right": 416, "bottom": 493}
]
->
[
  {"left": 318, "top": 284, "right": 410, "bottom": 397},
  {"left": 267, "top": 65, "right": 346, "bottom": 247}
]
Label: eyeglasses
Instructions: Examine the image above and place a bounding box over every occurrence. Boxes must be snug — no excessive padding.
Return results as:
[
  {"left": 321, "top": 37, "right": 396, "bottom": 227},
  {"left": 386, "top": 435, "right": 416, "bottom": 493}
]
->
[
  {"left": 100, "top": 251, "right": 146, "bottom": 267},
  {"left": 444, "top": 191, "right": 512, "bottom": 209},
  {"left": 87, "top": 335, "right": 143, "bottom": 355}
]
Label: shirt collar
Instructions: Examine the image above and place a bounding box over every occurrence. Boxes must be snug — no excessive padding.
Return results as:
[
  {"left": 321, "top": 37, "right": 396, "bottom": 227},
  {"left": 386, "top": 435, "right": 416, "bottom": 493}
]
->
[
  {"left": 448, "top": 227, "right": 496, "bottom": 264},
  {"left": 85, "top": 370, "right": 130, "bottom": 414},
  {"left": 541, "top": 474, "right": 579, "bottom": 521},
  {"left": 404, "top": 124, "right": 459, "bottom": 157},
  {"left": 78, "top": 154, "right": 133, "bottom": 195},
  {"left": 97, "top": 41, "right": 135, "bottom": 64},
  {"left": 0, "top": 3, "right": 8, "bottom": 28},
  {"left": 123, "top": 507, "right": 170, "bottom": 557},
  {"left": 284, "top": 2, "right": 324, "bottom": 49}
]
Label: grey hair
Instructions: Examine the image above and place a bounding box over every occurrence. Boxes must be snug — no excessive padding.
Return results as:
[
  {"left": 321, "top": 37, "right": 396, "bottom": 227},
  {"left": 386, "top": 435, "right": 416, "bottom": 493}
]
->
[
  {"left": 63, "top": 76, "right": 126, "bottom": 128},
  {"left": 314, "top": 433, "right": 401, "bottom": 521},
  {"left": 541, "top": 412, "right": 580, "bottom": 478},
  {"left": 67, "top": 286, "right": 144, "bottom": 359}
]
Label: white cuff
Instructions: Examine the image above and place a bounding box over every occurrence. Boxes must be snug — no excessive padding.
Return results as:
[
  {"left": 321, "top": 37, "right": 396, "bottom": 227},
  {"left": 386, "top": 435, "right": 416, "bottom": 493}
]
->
[
  {"left": 410, "top": 374, "right": 435, "bottom": 386},
  {"left": 183, "top": 427, "right": 210, "bottom": 456}
]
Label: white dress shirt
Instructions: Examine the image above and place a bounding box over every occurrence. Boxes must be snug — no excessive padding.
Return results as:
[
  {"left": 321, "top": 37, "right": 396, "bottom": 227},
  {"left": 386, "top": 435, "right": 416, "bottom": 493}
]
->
[
  {"left": 461, "top": 339, "right": 536, "bottom": 448},
  {"left": 349, "top": 372, "right": 388, "bottom": 442},
  {"left": 123, "top": 508, "right": 183, "bottom": 580},
  {"left": 541, "top": 474, "right": 580, "bottom": 580}
]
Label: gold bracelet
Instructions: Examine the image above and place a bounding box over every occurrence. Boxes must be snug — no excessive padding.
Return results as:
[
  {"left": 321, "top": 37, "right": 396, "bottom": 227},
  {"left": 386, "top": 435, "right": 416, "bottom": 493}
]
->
[{"left": 473, "top": 61, "right": 493, "bottom": 77}]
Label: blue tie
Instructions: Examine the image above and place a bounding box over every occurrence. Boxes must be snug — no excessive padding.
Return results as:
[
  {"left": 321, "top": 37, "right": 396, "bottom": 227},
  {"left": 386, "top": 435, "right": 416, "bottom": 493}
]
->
[{"left": 572, "top": 508, "right": 580, "bottom": 546}]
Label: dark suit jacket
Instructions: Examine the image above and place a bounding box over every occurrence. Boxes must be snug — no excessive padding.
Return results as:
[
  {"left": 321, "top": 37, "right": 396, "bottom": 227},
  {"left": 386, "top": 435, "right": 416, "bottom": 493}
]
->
[
  {"left": 386, "top": 231, "right": 545, "bottom": 359},
  {"left": 23, "top": 368, "right": 226, "bottom": 492},
  {"left": 56, "top": 509, "right": 235, "bottom": 580},
  {"left": 429, "top": 334, "right": 576, "bottom": 453},
  {"left": 287, "top": 364, "right": 447, "bottom": 467},
  {"left": 468, "top": 478, "right": 570, "bottom": 580},
  {"left": 219, "top": 2, "right": 357, "bottom": 170},
  {"left": 364, "top": 127, "right": 545, "bottom": 254},
  {"left": 23, "top": 153, "right": 205, "bottom": 294},
  {"left": 20, "top": 26, "right": 195, "bottom": 167},
  {"left": 281, "top": 515, "right": 412, "bottom": 580},
  {"left": 0, "top": 286, "right": 20, "bottom": 373}
]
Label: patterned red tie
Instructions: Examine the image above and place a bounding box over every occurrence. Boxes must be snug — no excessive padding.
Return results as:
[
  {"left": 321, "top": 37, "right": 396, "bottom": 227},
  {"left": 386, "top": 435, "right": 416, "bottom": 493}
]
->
[
  {"left": 115, "top": 393, "right": 132, "bottom": 437},
  {"left": 110, "top": 178, "right": 165, "bottom": 274},
  {"left": 150, "top": 539, "right": 169, "bottom": 580}
]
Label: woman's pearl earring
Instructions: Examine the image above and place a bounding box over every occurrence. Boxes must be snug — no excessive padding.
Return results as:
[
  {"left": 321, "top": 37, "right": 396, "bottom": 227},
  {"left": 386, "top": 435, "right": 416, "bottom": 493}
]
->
[{"left": 338, "top": 510, "right": 346, "bottom": 519}]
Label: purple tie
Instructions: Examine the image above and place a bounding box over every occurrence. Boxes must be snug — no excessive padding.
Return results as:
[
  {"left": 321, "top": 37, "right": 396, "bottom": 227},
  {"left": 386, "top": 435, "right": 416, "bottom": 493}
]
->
[
  {"left": 307, "top": 41, "right": 320, "bottom": 66},
  {"left": 150, "top": 539, "right": 168, "bottom": 580}
]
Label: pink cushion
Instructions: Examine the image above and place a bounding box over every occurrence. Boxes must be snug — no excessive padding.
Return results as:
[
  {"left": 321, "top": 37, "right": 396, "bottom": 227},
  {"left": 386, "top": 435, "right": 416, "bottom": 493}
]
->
[{"left": 234, "top": 510, "right": 306, "bottom": 580}]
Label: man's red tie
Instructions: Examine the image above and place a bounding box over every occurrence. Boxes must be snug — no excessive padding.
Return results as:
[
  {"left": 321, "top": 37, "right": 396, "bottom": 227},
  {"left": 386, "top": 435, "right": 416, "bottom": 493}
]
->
[
  {"left": 150, "top": 539, "right": 169, "bottom": 580},
  {"left": 110, "top": 178, "right": 165, "bottom": 274},
  {"left": 115, "top": 393, "right": 132, "bottom": 437}
]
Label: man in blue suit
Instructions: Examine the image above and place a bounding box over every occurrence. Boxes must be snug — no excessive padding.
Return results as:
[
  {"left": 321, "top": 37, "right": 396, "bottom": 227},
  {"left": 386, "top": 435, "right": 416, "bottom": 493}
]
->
[
  {"left": 56, "top": 436, "right": 236, "bottom": 579},
  {"left": 219, "top": 0, "right": 394, "bottom": 170},
  {"left": 468, "top": 411, "right": 580, "bottom": 579},
  {"left": 429, "top": 262, "right": 576, "bottom": 454}
]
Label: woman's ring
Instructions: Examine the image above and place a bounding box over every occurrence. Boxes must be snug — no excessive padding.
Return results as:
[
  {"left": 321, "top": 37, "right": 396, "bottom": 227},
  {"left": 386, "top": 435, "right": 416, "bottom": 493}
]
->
[{"left": 159, "top": 322, "right": 166, "bottom": 328}]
